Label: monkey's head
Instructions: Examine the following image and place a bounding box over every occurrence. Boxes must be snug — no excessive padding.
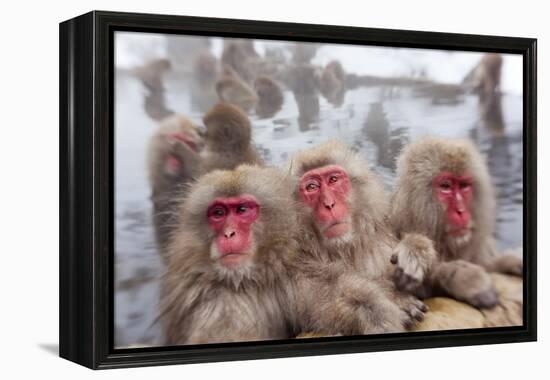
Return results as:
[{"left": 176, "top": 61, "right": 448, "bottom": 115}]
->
[
  {"left": 203, "top": 102, "right": 252, "bottom": 152},
  {"left": 289, "top": 140, "right": 388, "bottom": 249},
  {"left": 193, "top": 51, "right": 218, "bottom": 84},
  {"left": 174, "top": 165, "right": 297, "bottom": 283},
  {"left": 155, "top": 115, "right": 203, "bottom": 176},
  {"left": 253, "top": 76, "right": 278, "bottom": 99},
  {"left": 393, "top": 137, "right": 495, "bottom": 251}
]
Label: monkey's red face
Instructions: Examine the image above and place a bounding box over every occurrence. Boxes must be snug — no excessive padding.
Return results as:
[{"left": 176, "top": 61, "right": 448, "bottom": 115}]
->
[
  {"left": 299, "top": 165, "right": 352, "bottom": 239},
  {"left": 434, "top": 172, "right": 474, "bottom": 236},
  {"left": 162, "top": 132, "right": 199, "bottom": 176},
  {"left": 207, "top": 195, "right": 260, "bottom": 268}
]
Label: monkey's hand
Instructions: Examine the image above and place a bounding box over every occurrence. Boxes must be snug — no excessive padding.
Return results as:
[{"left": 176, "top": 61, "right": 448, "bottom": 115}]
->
[
  {"left": 490, "top": 252, "right": 523, "bottom": 277},
  {"left": 391, "top": 233, "right": 437, "bottom": 296},
  {"left": 391, "top": 291, "right": 428, "bottom": 330},
  {"left": 332, "top": 276, "right": 422, "bottom": 334},
  {"left": 433, "top": 260, "right": 499, "bottom": 309}
]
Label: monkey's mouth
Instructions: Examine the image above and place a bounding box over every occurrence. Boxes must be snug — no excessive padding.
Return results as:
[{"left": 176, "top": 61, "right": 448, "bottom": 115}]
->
[
  {"left": 447, "top": 227, "right": 471, "bottom": 237},
  {"left": 323, "top": 221, "right": 350, "bottom": 238},
  {"left": 219, "top": 251, "right": 249, "bottom": 267}
]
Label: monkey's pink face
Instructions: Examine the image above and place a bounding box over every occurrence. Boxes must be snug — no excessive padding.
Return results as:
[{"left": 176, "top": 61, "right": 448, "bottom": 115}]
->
[
  {"left": 299, "top": 165, "right": 352, "bottom": 239},
  {"left": 433, "top": 172, "right": 473, "bottom": 236},
  {"left": 207, "top": 195, "right": 260, "bottom": 268}
]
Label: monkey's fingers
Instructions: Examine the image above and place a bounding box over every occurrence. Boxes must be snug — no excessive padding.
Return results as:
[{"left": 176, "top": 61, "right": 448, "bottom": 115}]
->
[{"left": 398, "top": 297, "right": 427, "bottom": 329}]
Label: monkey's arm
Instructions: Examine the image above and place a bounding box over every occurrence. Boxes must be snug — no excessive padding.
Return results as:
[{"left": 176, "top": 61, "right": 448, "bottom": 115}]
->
[
  {"left": 428, "top": 260, "right": 498, "bottom": 309},
  {"left": 171, "top": 140, "right": 201, "bottom": 179},
  {"left": 478, "top": 241, "right": 523, "bottom": 277},
  {"left": 486, "top": 253, "right": 523, "bottom": 276},
  {"left": 390, "top": 233, "right": 437, "bottom": 296},
  {"left": 298, "top": 273, "right": 424, "bottom": 336}
]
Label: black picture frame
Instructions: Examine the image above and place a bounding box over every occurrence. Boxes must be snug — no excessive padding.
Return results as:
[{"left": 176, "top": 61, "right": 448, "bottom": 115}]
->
[{"left": 59, "top": 10, "right": 537, "bottom": 370}]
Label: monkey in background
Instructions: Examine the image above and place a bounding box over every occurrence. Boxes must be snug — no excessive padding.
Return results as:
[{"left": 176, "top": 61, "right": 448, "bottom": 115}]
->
[
  {"left": 159, "top": 165, "right": 301, "bottom": 344},
  {"left": 474, "top": 54, "right": 503, "bottom": 99},
  {"left": 200, "top": 102, "right": 264, "bottom": 173},
  {"left": 215, "top": 66, "right": 258, "bottom": 113},
  {"left": 221, "top": 40, "right": 259, "bottom": 84},
  {"left": 254, "top": 76, "right": 284, "bottom": 119},
  {"left": 319, "top": 60, "right": 347, "bottom": 107},
  {"left": 291, "top": 43, "right": 320, "bottom": 64},
  {"left": 147, "top": 115, "right": 203, "bottom": 258},
  {"left": 287, "top": 64, "right": 321, "bottom": 130},
  {"left": 389, "top": 137, "right": 522, "bottom": 309},
  {"left": 131, "top": 58, "right": 172, "bottom": 92},
  {"left": 288, "top": 141, "right": 432, "bottom": 335}
]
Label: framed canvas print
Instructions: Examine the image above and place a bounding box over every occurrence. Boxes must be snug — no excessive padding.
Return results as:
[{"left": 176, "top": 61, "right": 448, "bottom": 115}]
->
[{"left": 59, "top": 10, "right": 537, "bottom": 369}]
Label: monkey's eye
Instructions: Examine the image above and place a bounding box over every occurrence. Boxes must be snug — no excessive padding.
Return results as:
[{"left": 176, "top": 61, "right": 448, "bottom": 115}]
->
[
  {"left": 235, "top": 204, "right": 248, "bottom": 214},
  {"left": 439, "top": 180, "right": 452, "bottom": 192},
  {"left": 208, "top": 206, "right": 227, "bottom": 219},
  {"left": 328, "top": 175, "right": 339, "bottom": 184},
  {"left": 459, "top": 181, "right": 472, "bottom": 190},
  {"left": 305, "top": 182, "right": 320, "bottom": 192}
]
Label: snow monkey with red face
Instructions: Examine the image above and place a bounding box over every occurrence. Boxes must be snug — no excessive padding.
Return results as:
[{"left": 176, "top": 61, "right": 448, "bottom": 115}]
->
[
  {"left": 288, "top": 141, "right": 432, "bottom": 335},
  {"left": 390, "top": 137, "right": 523, "bottom": 309},
  {"left": 159, "top": 165, "right": 300, "bottom": 344}
]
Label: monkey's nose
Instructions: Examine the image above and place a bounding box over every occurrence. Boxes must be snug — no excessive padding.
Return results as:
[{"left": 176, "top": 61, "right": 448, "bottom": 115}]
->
[
  {"left": 324, "top": 201, "right": 335, "bottom": 210},
  {"left": 224, "top": 230, "right": 236, "bottom": 239}
]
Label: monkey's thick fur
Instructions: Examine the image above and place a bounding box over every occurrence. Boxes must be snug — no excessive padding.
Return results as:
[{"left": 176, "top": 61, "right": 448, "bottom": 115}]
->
[
  {"left": 390, "top": 137, "right": 522, "bottom": 308},
  {"left": 200, "top": 102, "right": 263, "bottom": 173},
  {"left": 287, "top": 141, "right": 429, "bottom": 335},
  {"left": 160, "top": 165, "right": 300, "bottom": 344}
]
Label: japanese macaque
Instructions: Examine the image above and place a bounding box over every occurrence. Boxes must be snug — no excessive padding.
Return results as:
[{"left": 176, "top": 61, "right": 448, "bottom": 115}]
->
[
  {"left": 165, "top": 36, "right": 211, "bottom": 69},
  {"left": 200, "top": 102, "right": 263, "bottom": 173},
  {"left": 288, "top": 141, "right": 430, "bottom": 334},
  {"left": 287, "top": 64, "right": 320, "bottom": 131},
  {"left": 192, "top": 50, "right": 218, "bottom": 87},
  {"left": 319, "top": 60, "right": 347, "bottom": 107},
  {"left": 143, "top": 90, "right": 174, "bottom": 121},
  {"left": 390, "top": 137, "right": 523, "bottom": 309},
  {"left": 190, "top": 50, "right": 219, "bottom": 112},
  {"left": 159, "top": 165, "right": 299, "bottom": 344},
  {"left": 253, "top": 76, "right": 284, "bottom": 118},
  {"left": 131, "top": 58, "right": 172, "bottom": 92},
  {"left": 148, "top": 115, "right": 203, "bottom": 257},
  {"left": 221, "top": 40, "right": 259, "bottom": 84},
  {"left": 133, "top": 58, "right": 174, "bottom": 121},
  {"left": 291, "top": 43, "right": 320, "bottom": 64},
  {"left": 215, "top": 66, "right": 258, "bottom": 113},
  {"left": 463, "top": 53, "right": 502, "bottom": 99}
]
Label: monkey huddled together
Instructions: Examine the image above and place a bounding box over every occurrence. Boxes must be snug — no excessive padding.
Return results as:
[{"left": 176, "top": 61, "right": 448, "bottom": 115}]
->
[
  {"left": 135, "top": 46, "right": 522, "bottom": 345},
  {"left": 147, "top": 104, "right": 522, "bottom": 344}
]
